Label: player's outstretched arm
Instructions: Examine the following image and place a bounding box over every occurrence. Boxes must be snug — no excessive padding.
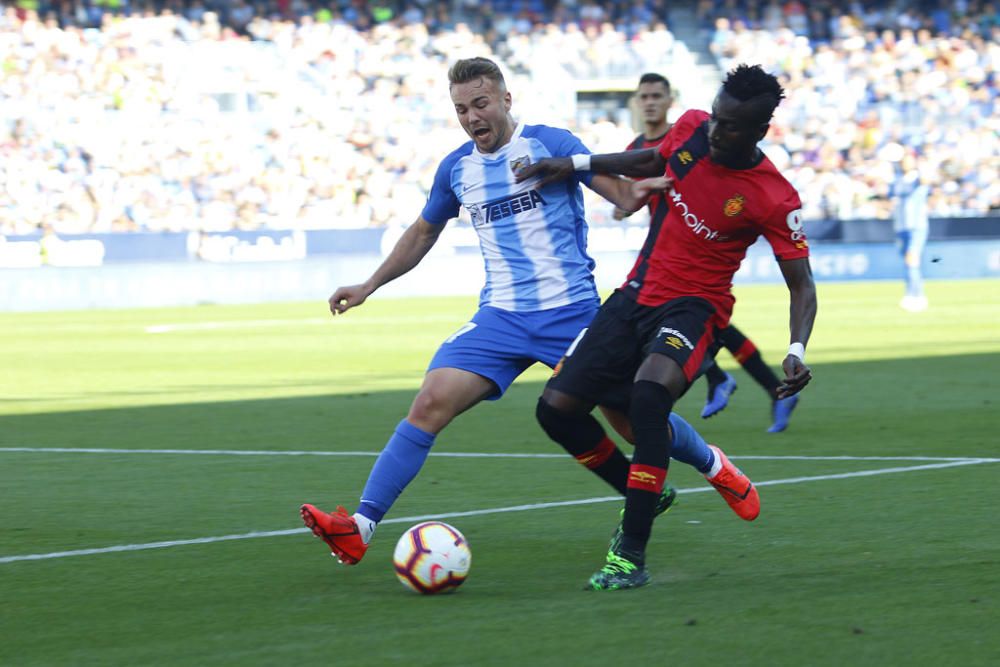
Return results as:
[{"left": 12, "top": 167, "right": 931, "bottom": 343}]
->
[
  {"left": 776, "top": 257, "right": 817, "bottom": 398},
  {"left": 515, "top": 148, "right": 666, "bottom": 187},
  {"left": 591, "top": 148, "right": 666, "bottom": 178},
  {"left": 589, "top": 175, "right": 673, "bottom": 214},
  {"left": 329, "top": 216, "right": 444, "bottom": 315}
]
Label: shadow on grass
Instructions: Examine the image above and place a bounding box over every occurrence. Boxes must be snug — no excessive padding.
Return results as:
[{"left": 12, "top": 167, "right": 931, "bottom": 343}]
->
[{"left": 1, "top": 353, "right": 997, "bottom": 455}]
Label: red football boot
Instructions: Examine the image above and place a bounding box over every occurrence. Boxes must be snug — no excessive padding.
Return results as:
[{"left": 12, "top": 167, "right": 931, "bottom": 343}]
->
[{"left": 300, "top": 504, "right": 369, "bottom": 565}]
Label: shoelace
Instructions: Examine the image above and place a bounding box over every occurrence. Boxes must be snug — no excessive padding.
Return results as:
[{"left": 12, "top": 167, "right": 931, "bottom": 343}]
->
[{"left": 602, "top": 553, "right": 637, "bottom": 575}]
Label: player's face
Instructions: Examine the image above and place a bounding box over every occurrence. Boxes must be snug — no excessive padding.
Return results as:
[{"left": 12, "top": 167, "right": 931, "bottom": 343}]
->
[
  {"left": 450, "top": 77, "right": 514, "bottom": 153},
  {"left": 708, "top": 91, "right": 769, "bottom": 166},
  {"left": 636, "top": 82, "right": 672, "bottom": 126}
]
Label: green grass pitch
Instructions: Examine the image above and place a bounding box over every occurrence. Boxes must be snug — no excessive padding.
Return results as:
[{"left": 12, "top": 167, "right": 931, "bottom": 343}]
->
[{"left": 2, "top": 279, "right": 998, "bottom": 666}]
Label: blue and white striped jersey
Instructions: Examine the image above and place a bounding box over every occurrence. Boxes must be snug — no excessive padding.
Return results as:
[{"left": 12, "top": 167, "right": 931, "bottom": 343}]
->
[
  {"left": 421, "top": 123, "right": 600, "bottom": 312},
  {"left": 891, "top": 172, "right": 929, "bottom": 233}
]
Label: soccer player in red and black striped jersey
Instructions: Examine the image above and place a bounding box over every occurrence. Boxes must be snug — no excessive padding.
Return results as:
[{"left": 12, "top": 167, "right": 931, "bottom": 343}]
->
[
  {"left": 517, "top": 64, "right": 817, "bottom": 590},
  {"left": 615, "top": 73, "right": 798, "bottom": 432},
  {"left": 625, "top": 72, "right": 673, "bottom": 153}
]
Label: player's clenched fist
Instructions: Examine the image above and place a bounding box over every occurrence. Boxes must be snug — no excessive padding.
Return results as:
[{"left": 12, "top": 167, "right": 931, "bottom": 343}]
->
[
  {"left": 514, "top": 157, "right": 573, "bottom": 188},
  {"left": 777, "top": 356, "right": 812, "bottom": 398},
  {"left": 329, "top": 283, "right": 373, "bottom": 315}
]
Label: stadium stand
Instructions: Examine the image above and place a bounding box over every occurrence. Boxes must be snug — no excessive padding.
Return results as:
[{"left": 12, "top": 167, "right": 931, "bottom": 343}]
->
[{"left": 0, "top": 0, "right": 995, "bottom": 234}]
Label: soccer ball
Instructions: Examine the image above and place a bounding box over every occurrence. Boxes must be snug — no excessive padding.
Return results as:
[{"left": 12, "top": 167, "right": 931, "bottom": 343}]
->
[{"left": 393, "top": 521, "right": 471, "bottom": 594}]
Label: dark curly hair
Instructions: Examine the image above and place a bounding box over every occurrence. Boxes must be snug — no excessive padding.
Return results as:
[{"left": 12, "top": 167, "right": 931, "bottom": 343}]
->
[{"left": 722, "top": 64, "right": 785, "bottom": 122}]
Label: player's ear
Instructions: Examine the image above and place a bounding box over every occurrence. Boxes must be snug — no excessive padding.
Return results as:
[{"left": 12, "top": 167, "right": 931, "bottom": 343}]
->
[
  {"left": 756, "top": 122, "right": 770, "bottom": 141},
  {"left": 503, "top": 91, "right": 512, "bottom": 111}
]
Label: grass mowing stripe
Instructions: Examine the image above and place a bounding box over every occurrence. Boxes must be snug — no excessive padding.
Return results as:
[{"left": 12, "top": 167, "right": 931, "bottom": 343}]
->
[
  {"left": 144, "top": 313, "right": 464, "bottom": 334},
  {"left": 2, "top": 458, "right": 993, "bottom": 565},
  {"left": 1, "top": 447, "right": 995, "bottom": 462},
  {"left": 0, "top": 447, "right": 547, "bottom": 458},
  {"left": 0, "top": 530, "right": 307, "bottom": 564},
  {"left": 145, "top": 318, "right": 329, "bottom": 333}
]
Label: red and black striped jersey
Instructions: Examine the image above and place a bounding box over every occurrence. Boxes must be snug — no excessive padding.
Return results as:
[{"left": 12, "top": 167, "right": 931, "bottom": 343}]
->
[
  {"left": 620, "top": 109, "right": 809, "bottom": 324},
  {"left": 626, "top": 130, "right": 670, "bottom": 152},
  {"left": 626, "top": 130, "right": 670, "bottom": 215}
]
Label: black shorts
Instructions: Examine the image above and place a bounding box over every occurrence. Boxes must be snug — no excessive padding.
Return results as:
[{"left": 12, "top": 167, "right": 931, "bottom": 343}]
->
[{"left": 548, "top": 290, "right": 721, "bottom": 410}]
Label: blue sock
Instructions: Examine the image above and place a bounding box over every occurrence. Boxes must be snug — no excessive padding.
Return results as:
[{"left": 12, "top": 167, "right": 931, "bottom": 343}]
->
[
  {"left": 668, "top": 413, "right": 715, "bottom": 474},
  {"left": 357, "top": 419, "right": 436, "bottom": 523}
]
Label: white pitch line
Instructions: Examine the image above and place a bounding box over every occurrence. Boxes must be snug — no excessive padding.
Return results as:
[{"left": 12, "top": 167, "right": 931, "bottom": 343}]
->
[
  {"left": 1, "top": 447, "right": 996, "bottom": 463},
  {"left": 0, "top": 458, "right": 993, "bottom": 565},
  {"left": 731, "top": 455, "right": 1000, "bottom": 463}
]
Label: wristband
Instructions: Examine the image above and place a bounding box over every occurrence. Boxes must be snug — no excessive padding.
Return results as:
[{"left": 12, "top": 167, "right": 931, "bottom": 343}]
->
[
  {"left": 788, "top": 342, "right": 805, "bottom": 361},
  {"left": 571, "top": 154, "right": 591, "bottom": 171}
]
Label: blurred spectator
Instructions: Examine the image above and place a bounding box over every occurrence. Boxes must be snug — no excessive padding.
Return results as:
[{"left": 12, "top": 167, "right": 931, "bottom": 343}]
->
[
  {"left": 0, "top": 0, "right": 996, "bottom": 236},
  {"left": 0, "top": 2, "right": 683, "bottom": 234},
  {"left": 703, "top": 0, "right": 999, "bottom": 221}
]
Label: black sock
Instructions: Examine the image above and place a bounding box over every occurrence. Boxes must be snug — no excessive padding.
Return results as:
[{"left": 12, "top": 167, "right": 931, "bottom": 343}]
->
[
  {"left": 720, "top": 326, "right": 781, "bottom": 399},
  {"left": 536, "top": 398, "right": 631, "bottom": 495},
  {"left": 740, "top": 351, "right": 781, "bottom": 399},
  {"left": 621, "top": 381, "right": 674, "bottom": 558},
  {"left": 704, "top": 360, "right": 727, "bottom": 389}
]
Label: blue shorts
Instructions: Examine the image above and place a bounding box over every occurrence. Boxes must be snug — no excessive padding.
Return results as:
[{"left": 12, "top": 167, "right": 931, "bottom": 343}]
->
[{"left": 427, "top": 298, "right": 600, "bottom": 400}]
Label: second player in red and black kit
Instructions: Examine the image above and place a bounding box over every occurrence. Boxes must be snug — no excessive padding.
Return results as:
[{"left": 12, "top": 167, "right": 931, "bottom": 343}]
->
[
  {"left": 518, "top": 64, "right": 818, "bottom": 589},
  {"left": 612, "top": 72, "right": 674, "bottom": 222}
]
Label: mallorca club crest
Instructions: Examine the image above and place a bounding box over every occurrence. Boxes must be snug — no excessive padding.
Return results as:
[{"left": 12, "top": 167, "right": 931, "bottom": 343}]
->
[
  {"left": 723, "top": 194, "right": 746, "bottom": 217},
  {"left": 510, "top": 155, "right": 532, "bottom": 176}
]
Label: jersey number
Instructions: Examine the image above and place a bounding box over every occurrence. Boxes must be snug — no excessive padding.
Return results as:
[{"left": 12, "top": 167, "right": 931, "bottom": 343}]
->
[{"left": 445, "top": 322, "right": 477, "bottom": 344}]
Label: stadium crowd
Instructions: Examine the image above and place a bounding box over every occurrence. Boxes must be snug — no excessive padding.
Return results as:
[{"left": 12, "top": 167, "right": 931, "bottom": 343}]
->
[
  {"left": 0, "top": 0, "right": 996, "bottom": 235},
  {"left": 701, "top": 0, "right": 999, "bottom": 221}
]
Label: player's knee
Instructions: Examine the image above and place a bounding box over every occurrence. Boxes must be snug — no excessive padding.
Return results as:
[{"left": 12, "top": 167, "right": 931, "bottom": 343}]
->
[
  {"left": 537, "top": 397, "right": 607, "bottom": 457},
  {"left": 536, "top": 396, "right": 567, "bottom": 436},
  {"left": 536, "top": 396, "right": 590, "bottom": 440},
  {"left": 407, "top": 388, "right": 456, "bottom": 432}
]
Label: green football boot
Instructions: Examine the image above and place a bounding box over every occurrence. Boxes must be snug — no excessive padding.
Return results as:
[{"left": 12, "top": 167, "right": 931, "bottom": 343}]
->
[{"left": 585, "top": 550, "right": 650, "bottom": 591}]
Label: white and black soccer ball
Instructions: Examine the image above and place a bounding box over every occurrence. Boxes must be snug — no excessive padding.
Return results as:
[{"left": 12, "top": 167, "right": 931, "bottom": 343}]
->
[{"left": 393, "top": 521, "right": 471, "bottom": 594}]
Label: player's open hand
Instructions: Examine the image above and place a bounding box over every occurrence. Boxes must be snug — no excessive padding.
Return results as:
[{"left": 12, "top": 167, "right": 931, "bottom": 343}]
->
[
  {"left": 615, "top": 175, "right": 673, "bottom": 214},
  {"left": 514, "top": 157, "right": 574, "bottom": 188},
  {"left": 631, "top": 175, "right": 673, "bottom": 200},
  {"left": 329, "top": 283, "right": 372, "bottom": 315},
  {"left": 777, "top": 355, "right": 812, "bottom": 398}
]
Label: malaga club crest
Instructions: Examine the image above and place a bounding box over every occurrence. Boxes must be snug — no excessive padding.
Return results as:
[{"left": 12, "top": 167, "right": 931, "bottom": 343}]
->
[
  {"left": 467, "top": 204, "right": 484, "bottom": 227},
  {"left": 510, "top": 155, "right": 532, "bottom": 176},
  {"left": 723, "top": 194, "right": 745, "bottom": 217}
]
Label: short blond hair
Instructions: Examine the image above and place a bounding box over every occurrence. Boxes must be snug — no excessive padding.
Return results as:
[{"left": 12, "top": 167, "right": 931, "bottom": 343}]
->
[{"left": 448, "top": 57, "right": 506, "bottom": 89}]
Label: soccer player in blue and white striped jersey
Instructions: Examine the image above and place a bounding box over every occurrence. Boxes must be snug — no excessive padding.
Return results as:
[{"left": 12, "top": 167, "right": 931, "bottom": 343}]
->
[{"left": 300, "top": 58, "right": 722, "bottom": 567}]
